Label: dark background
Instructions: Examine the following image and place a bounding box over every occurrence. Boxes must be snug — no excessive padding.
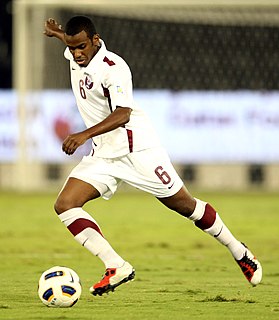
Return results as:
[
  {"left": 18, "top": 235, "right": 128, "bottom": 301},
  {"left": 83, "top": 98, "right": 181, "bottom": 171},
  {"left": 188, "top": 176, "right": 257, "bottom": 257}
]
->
[
  {"left": 2, "top": 2, "right": 279, "bottom": 90},
  {"left": 0, "top": 0, "right": 12, "bottom": 88}
]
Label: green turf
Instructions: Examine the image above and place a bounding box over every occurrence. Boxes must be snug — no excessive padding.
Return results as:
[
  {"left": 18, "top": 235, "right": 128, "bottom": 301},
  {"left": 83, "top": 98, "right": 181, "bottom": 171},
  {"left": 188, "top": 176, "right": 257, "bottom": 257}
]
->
[{"left": 0, "top": 190, "right": 278, "bottom": 320}]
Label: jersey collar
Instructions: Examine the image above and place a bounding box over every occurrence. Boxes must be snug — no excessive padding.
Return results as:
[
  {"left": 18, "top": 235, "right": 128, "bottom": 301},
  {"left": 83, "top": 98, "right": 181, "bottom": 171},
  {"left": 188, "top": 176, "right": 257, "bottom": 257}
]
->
[{"left": 64, "top": 39, "right": 107, "bottom": 71}]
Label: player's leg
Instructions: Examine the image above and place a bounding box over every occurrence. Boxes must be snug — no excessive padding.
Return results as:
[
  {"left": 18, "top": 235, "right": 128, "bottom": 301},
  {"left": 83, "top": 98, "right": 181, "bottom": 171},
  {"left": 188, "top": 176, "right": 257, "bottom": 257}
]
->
[
  {"left": 157, "top": 186, "right": 262, "bottom": 286},
  {"left": 55, "top": 157, "right": 135, "bottom": 296},
  {"left": 55, "top": 177, "right": 127, "bottom": 269},
  {"left": 121, "top": 147, "right": 262, "bottom": 286},
  {"left": 157, "top": 186, "right": 245, "bottom": 255}
]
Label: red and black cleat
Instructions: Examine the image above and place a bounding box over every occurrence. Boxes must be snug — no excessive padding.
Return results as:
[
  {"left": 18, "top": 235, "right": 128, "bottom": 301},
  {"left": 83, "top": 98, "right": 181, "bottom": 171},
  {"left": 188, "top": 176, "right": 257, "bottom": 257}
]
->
[
  {"left": 235, "top": 243, "right": 262, "bottom": 286},
  {"left": 90, "top": 262, "right": 135, "bottom": 296}
]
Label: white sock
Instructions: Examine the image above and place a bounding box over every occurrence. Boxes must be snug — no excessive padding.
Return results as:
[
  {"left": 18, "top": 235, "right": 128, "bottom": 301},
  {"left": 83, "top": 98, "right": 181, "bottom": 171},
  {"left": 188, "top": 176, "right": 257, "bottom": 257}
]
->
[
  {"left": 188, "top": 198, "right": 207, "bottom": 221},
  {"left": 204, "top": 214, "right": 245, "bottom": 260},
  {"left": 190, "top": 199, "right": 245, "bottom": 260},
  {"left": 59, "top": 207, "right": 125, "bottom": 268}
]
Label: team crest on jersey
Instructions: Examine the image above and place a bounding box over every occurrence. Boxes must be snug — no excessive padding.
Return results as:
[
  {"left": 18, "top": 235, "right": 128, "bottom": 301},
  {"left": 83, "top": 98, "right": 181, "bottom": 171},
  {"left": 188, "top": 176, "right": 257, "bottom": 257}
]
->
[
  {"left": 116, "top": 85, "right": 124, "bottom": 94},
  {"left": 85, "top": 75, "right": 93, "bottom": 89}
]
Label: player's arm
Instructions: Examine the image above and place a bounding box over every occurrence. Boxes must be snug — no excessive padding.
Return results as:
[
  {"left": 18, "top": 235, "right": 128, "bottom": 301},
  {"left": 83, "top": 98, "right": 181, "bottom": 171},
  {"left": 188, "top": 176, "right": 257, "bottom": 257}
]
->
[
  {"left": 44, "top": 18, "right": 66, "bottom": 44},
  {"left": 62, "top": 107, "right": 132, "bottom": 155}
]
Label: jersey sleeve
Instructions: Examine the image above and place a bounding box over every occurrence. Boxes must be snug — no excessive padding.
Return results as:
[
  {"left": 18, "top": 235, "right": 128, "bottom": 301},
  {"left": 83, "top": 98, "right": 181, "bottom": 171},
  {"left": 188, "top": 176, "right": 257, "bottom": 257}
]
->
[
  {"left": 103, "top": 61, "right": 134, "bottom": 111},
  {"left": 64, "top": 47, "right": 72, "bottom": 60}
]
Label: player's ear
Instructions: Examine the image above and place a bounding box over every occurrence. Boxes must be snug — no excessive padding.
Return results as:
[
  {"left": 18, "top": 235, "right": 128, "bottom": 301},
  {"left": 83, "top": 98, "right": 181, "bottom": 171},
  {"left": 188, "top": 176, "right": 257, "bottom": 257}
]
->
[{"left": 92, "top": 33, "right": 100, "bottom": 46}]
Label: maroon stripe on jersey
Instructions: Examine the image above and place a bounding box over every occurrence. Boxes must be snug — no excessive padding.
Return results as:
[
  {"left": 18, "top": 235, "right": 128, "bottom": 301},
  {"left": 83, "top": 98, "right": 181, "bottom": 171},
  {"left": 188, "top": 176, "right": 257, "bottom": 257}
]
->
[
  {"left": 103, "top": 56, "right": 115, "bottom": 66},
  {"left": 126, "top": 129, "right": 133, "bottom": 153},
  {"left": 67, "top": 218, "right": 103, "bottom": 237},
  {"left": 195, "top": 203, "right": 216, "bottom": 230},
  {"left": 102, "top": 85, "right": 113, "bottom": 113}
]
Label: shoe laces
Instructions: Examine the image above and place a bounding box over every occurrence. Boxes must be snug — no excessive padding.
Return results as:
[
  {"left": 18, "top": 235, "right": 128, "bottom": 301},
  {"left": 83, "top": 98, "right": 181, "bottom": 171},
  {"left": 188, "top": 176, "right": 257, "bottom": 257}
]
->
[
  {"left": 104, "top": 269, "right": 116, "bottom": 278},
  {"left": 238, "top": 252, "right": 257, "bottom": 281}
]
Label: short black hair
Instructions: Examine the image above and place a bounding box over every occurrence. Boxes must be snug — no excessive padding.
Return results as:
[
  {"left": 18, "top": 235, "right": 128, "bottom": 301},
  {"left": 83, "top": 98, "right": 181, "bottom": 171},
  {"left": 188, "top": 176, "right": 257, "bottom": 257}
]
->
[{"left": 65, "top": 16, "right": 97, "bottom": 38}]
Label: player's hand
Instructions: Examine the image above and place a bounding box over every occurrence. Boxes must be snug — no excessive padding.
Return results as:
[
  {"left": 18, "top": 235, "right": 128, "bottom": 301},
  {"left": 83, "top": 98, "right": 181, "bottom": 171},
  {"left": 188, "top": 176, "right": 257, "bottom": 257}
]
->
[
  {"left": 62, "top": 132, "right": 89, "bottom": 155},
  {"left": 44, "top": 18, "right": 63, "bottom": 37}
]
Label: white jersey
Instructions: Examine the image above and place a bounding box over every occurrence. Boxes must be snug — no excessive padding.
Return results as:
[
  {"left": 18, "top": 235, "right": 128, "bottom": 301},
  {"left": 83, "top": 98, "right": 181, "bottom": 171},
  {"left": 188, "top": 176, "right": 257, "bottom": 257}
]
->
[{"left": 64, "top": 40, "right": 161, "bottom": 158}]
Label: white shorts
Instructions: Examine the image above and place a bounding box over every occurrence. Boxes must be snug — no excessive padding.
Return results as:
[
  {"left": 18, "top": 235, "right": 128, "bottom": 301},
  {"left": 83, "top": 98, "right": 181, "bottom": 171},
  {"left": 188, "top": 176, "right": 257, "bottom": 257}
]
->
[{"left": 68, "top": 147, "right": 183, "bottom": 200}]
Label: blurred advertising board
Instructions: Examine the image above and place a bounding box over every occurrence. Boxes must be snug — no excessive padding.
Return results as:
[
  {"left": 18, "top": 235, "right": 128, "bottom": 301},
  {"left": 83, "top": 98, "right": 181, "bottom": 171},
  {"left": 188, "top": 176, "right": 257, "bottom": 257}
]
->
[{"left": 0, "top": 90, "right": 278, "bottom": 163}]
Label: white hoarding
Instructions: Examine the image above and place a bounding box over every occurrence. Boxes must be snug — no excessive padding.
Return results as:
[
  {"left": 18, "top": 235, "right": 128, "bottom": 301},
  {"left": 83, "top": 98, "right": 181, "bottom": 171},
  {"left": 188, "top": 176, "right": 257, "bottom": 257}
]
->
[
  {"left": 0, "top": 90, "right": 278, "bottom": 163},
  {"left": 136, "top": 91, "right": 279, "bottom": 163},
  {"left": 0, "top": 91, "right": 18, "bottom": 161}
]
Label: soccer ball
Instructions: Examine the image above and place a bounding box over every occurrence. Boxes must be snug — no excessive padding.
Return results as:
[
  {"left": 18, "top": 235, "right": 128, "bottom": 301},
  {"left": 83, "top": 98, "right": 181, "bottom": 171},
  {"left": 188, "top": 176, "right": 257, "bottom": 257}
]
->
[{"left": 38, "top": 266, "right": 82, "bottom": 307}]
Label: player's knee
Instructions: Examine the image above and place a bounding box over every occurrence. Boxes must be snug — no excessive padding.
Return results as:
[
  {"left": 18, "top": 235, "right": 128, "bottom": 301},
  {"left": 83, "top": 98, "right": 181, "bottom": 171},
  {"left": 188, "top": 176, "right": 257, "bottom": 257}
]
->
[{"left": 54, "top": 196, "right": 74, "bottom": 215}]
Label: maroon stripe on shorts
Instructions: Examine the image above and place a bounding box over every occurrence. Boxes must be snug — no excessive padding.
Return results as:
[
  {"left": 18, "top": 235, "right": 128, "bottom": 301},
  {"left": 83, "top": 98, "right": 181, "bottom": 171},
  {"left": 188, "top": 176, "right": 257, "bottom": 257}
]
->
[
  {"left": 67, "top": 218, "right": 103, "bottom": 237},
  {"left": 195, "top": 203, "right": 216, "bottom": 230}
]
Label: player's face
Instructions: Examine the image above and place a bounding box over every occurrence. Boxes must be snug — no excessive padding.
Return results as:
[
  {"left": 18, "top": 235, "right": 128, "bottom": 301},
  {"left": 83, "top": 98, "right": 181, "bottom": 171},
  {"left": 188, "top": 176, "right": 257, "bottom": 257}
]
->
[{"left": 65, "top": 30, "right": 100, "bottom": 67}]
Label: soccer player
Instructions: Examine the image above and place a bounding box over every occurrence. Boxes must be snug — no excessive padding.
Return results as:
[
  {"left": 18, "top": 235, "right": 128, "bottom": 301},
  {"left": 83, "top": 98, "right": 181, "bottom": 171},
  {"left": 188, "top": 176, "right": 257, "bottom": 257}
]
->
[{"left": 44, "top": 16, "right": 262, "bottom": 296}]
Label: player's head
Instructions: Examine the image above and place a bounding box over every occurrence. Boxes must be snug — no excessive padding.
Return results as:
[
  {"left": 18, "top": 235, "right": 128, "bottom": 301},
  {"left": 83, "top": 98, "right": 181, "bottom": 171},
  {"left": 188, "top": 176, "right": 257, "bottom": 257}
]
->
[
  {"left": 64, "top": 15, "right": 100, "bottom": 67},
  {"left": 65, "top": 16, "right": 96, "bottom": 39}
]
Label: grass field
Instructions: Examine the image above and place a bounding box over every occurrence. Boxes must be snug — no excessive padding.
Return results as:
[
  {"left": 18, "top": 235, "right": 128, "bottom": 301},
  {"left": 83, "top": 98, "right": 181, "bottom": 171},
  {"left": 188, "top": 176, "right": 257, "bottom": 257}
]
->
[{"left": 0, "top": 190, "right": 278, "bottom": 320}]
